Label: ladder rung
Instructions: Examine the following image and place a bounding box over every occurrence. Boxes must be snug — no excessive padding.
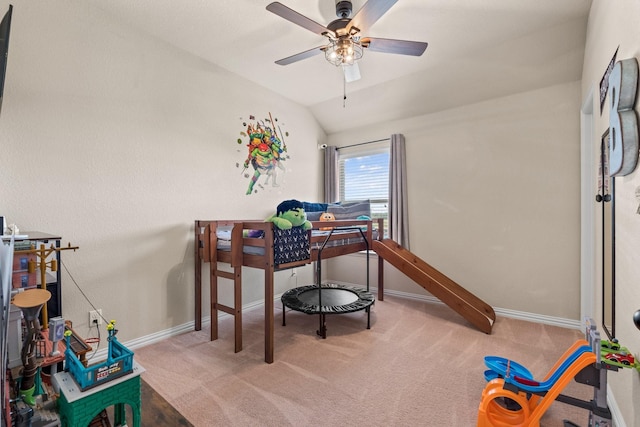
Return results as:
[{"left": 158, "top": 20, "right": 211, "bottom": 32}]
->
[
  {"left": 214, "top": 270, "right": 236, "bottom": 280},
  {"left": 216, "top": 304, "right": 237, "bottom": 315}
]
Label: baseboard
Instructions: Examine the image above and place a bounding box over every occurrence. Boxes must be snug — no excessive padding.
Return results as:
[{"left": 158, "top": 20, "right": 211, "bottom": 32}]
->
[
  {"left": 90, "top": 298, "right": 265, "bottom": 360},
  {"left": 379, "top": 288, "right": 583, "bottom": 330},
  {"left": 116, "top": 285, "right": 583, "bottom": 355},
  {"left": 607, "top": 383, "right": 625, "bottom": 427}
]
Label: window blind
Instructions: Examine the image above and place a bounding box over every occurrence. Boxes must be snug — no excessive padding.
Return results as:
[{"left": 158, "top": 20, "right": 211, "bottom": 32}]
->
[{"left": 338, "top": 141, "right": 390, "bottom": 220}]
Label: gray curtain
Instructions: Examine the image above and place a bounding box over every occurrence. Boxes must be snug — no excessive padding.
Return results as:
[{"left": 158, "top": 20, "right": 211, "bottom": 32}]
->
[
  {"left": 389, "top": 134, "right": 410, "bottom": 248},
  {"left": 324, "top": 146, "right": 339, "bottom": 203}
]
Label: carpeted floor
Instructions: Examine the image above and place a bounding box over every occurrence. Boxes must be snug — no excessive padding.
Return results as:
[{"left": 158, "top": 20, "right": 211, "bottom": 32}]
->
[{"left": 135, "top": 295, "right": 595, "bottom": 426}]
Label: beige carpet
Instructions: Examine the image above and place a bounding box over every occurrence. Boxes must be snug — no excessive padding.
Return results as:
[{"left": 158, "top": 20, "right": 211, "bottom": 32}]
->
[{"left": 135, "top": 295, "right": 594, "bottom": 426}]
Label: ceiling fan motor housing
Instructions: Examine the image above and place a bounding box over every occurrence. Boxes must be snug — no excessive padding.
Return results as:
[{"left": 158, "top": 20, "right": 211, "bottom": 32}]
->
[{"left": 335, "top": 1, "right": 353, "bottom": 18}]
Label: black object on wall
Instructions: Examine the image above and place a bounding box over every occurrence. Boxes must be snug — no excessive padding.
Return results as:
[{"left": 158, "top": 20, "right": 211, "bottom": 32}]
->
[{"left": 0, "top": 4, "right": 13, "bottom": 115}]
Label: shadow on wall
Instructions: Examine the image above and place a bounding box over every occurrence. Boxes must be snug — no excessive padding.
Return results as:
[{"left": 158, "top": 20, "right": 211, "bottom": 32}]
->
[{"left": 166, "top": 234, "right": 193, "bottom": 326}]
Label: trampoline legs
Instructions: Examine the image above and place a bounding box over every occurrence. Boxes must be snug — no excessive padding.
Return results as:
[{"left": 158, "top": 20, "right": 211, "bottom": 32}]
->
[
  {"left": 317, "top": 313, "right": 327, "bottom": 339},
  {"left": 366, "top": 307, "right": 371, "bottom": 329},
  {"left": 282, "top": 302, "right": 286, "bottom": 326},
  {"left": 282, "top": 284, "right": 374, "bottom": 339},
  {"left": 316, "top": 307, "right": 372, "bottom": 338}
]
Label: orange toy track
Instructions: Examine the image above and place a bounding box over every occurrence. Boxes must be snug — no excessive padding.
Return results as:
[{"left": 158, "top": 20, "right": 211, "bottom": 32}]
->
[
  {"left": 476, "top": 348, "right": 597, "bottom": 427},
  {"left": 372, "top": 239, "right": 495, "bottom": 333}
]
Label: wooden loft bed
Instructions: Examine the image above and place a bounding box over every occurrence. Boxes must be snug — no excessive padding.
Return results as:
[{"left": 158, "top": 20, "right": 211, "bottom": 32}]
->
[{"left": 194, "top": 218, "right": 385, "bottom": 363}]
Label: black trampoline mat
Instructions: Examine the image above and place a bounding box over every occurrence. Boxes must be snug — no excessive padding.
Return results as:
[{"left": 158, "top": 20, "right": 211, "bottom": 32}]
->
[
  {"left": 297, "top": 288, "right": 359, "bottom": 307},
  {"left": 281, "top": 283, "right": 374, "bottom": 315}
]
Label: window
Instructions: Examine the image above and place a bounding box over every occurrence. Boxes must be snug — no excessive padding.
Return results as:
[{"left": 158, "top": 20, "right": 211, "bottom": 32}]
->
[{"left": 338, "top": 141, "right": 390, "bottom": 236}]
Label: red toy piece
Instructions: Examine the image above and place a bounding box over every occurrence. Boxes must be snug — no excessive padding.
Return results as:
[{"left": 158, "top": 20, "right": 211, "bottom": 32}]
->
[{"left": 604, "top": 351, "right": 635, "bottom": 366}]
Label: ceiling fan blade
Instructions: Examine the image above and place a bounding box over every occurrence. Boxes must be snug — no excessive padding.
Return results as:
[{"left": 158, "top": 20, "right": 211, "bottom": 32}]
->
[
  {"left": 266, "top": 2, "right": 335, "bottom": 38},
  {"left": 342, "top": 63, "right": 361, "bottom": 82},
  {"left": 275, "top": 46, "right": 325, "bottom": 65},
  {"left": 361, "top": 37, "right": 428, "bottom": 56},
  {"left": 347, "top": 0, "right": 398, "bottom": 33}
]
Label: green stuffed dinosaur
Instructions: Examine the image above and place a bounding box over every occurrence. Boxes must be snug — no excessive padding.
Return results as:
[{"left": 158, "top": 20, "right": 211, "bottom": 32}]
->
[{"left": 266, "top": 199, "right": 312, "bottom": 231}]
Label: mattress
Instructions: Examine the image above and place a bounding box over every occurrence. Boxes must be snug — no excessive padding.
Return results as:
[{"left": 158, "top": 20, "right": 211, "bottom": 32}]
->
[{"left": 215, "top": 225, "right": 376, "bottom": 258}]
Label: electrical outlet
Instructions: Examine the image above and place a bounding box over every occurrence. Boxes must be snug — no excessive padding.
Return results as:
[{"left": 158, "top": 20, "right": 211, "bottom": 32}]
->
[{"left": 89, "top": 309, "right": 102, "bottom": 325}]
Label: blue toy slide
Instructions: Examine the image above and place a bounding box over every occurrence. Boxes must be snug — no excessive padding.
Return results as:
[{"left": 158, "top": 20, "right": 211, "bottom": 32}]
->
[{"left": 483, "top": 339, "right": 593, "bottom": 393}]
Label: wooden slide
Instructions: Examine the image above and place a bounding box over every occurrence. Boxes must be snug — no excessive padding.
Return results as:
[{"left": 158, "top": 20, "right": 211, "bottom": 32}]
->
[{"left": 372, "top": 239, "right": 496, "bottom": 334}]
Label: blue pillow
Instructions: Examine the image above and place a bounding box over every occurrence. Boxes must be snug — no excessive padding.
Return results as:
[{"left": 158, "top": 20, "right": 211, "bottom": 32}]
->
[
  {"left": 306, "top": 211, "right": 323, "bottom": 221},
  {"left": 327, "top": 200, "right": 371, "bottom": 220},
  {"left": 302, "top": 202, "right": 328, "bottom": 213}
]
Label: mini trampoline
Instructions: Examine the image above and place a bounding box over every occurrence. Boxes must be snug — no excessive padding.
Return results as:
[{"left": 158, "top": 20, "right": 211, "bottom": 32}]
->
[{"left": 281, "top": 226, "right": 374, "bottom": 338}]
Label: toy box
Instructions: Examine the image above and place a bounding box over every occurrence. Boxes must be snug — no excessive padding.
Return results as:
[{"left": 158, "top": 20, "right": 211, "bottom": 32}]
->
[{"left": 63, "top": 323, "right": 133, "bottom": 391}]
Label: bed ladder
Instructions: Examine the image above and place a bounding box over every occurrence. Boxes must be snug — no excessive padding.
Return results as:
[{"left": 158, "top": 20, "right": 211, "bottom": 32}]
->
[{"left": 208, "top": 222, "right": 243, "bottom": 353}]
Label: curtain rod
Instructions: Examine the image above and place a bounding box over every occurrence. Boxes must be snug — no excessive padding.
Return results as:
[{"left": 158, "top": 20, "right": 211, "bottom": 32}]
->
[{"left": 336, "top": 137, "right": 390, "bottom": 151}]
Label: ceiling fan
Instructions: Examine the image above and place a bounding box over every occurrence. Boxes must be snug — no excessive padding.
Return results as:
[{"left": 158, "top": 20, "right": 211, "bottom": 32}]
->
[{"left": 266, "top": 0, "right": 428, "bottom": 82}]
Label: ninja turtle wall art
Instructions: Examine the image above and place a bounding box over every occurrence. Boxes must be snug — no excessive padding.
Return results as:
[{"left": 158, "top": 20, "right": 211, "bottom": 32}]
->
[{"left": 236, "top": 112, "right": 290, "bottom": 195}]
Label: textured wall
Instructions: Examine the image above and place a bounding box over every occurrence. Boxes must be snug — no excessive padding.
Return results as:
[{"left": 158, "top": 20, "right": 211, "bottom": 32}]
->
[
  {"left": 0, "top": 1, "right": 324, "bottom": 342},
  {"left": 327, "top": 81, "right": 582, "bottom": 320}
]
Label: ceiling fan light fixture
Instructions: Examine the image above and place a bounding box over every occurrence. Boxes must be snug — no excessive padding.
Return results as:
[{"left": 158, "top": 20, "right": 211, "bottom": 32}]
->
[{"left": 325, "top": 38, "right": 363, "bottom": 66}]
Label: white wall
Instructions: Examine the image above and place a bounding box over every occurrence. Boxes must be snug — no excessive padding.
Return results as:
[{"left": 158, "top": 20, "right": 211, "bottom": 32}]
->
[
  {"left": 327, "top": 81, "right": 582, "bottom": 320},
  {"left": 0, "top": 1, "right": 325, "bottom": 342},
  {"left": 581, "top": 1, "right": 640, "bottom": 425}
]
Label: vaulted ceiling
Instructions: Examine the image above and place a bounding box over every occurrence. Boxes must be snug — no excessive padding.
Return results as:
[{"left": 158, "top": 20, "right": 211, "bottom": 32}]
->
[{"left": 88, "top": 0, "right": 592, "bottom": 134}]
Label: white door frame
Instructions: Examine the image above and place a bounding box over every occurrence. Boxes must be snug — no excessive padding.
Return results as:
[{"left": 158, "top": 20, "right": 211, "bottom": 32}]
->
[{"left": 580, "top": 86, "right": 595, "bottom": 325}]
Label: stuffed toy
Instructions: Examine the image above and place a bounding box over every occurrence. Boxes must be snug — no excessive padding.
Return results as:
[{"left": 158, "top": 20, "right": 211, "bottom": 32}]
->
[
  {"left": 266, "top": 199, "right": 312, "bottom": 230},
  {"left": 319, "top": 212, "right": 335, "bottom": 230}
]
